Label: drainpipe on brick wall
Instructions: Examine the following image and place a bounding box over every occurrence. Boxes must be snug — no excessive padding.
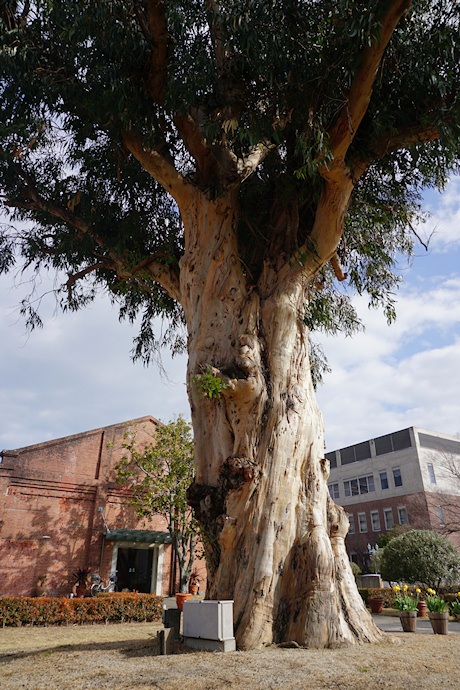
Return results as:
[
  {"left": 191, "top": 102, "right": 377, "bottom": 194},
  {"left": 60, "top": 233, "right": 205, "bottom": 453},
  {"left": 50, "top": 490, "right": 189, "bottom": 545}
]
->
[{"left": 97, "top": 507, "right": 111, "bottom": 574}]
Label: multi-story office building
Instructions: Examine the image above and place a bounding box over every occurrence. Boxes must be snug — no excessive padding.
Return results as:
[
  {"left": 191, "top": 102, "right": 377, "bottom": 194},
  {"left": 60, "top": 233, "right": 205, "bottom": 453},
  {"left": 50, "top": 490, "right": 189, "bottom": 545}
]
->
[{"left": 326, "top": 427, "right": 460, "bottom": 569}]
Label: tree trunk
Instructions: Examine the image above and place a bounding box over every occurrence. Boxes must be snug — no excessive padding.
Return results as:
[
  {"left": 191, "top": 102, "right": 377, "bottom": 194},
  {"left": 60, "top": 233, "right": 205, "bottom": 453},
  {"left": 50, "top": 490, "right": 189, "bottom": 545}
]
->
[
  {"left": 173, "top": 532, "right": 196, "bottom": 594},
  {"left": 180, "top": 190, "right": 383, "bottom": 649}
]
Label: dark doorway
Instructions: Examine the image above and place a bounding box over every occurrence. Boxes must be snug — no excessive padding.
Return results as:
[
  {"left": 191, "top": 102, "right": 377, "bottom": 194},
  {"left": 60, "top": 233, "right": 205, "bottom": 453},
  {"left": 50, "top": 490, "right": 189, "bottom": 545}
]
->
[{"left": 116, "top": 547, "right": 154, "bottom": 593}]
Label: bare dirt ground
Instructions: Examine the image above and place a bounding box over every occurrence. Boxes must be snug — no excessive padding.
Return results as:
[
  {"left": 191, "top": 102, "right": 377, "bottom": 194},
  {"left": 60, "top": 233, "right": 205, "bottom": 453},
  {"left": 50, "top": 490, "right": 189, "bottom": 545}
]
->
[{"left": 1, "top": 620, "right": 460, "bottom": 689}]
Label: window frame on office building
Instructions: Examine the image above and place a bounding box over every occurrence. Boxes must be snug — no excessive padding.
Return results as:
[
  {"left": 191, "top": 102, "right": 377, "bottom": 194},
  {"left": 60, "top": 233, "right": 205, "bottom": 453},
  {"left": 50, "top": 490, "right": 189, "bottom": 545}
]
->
[
  {"left": 436, "top": 505, "right": 445, "bottom": 526},
  {"left": 427, "top": 463, "right": 437, "bottom": 484},
  {"left": 379, "top": 471, "right": 389, "bottom": 490},
  {"left": 328, "top": 483, "right": 340, "bottom": 500},
  {"left": 392, "top": 467, "right": 403, "bottom": 487},
  {"left": 358, "top": 512, "right": 368, "bottom": 533},
  {"left": 370, "top": 510, "right": 381, "bottom": 532},
  {"left": 383, "top": 508, "right": 394, "bottom": 530},
  {"left": 397, "top": 506, "right": 408, "bottom": 525},
  {"left": 348, "top": 513, "right": 355, "bottom": 534},
  {"left": 343, "top": 474, "right": 375, "bottom": 497}
]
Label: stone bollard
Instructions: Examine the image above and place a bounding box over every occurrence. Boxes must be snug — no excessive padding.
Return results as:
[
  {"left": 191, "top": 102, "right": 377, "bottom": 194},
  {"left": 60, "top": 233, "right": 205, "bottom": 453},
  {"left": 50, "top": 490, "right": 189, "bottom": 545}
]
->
[
  {"left": 157, "top": 627, "right": 175, "bottom": 655},
  {"left": 163, "top": 608, "right": 182, "bottom": 640}
]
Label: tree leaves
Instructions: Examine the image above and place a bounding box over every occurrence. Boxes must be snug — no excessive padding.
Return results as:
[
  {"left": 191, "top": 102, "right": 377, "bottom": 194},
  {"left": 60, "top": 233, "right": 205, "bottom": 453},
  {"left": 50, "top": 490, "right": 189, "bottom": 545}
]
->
[{"left": 0, "top": 0, "right": 459, "bottom": 365}]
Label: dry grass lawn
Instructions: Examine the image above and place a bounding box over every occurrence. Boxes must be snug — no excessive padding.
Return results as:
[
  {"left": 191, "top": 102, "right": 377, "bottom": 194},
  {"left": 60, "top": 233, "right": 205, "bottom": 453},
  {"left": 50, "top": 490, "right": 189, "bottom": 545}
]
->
[{"left": 1, "top": 620, "right": 460, "bottom": 689}]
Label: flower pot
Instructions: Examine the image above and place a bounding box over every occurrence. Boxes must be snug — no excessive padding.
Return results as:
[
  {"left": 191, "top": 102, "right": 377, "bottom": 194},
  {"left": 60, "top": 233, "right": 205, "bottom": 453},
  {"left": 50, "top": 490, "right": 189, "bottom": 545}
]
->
[
  {"left": 368, "top": 597, "right": 384, "bottom": 614},
  {"left": 399, "top": 611, "right": 417, "bottom": 632},
  {"left": 175, "top": 592, "right": 191, "bottom": 611},
  {"left": 416, "top": 600, "right": 427, "bottom": 618},
  {"left": 76, "top": 584, "right": 87, "bottom": 598},
  {"left": 189, "top": 584, "right": 199, "bottom": 595},
  {"left": 428, "top": 611, "right": 449, "bottom": 635}
]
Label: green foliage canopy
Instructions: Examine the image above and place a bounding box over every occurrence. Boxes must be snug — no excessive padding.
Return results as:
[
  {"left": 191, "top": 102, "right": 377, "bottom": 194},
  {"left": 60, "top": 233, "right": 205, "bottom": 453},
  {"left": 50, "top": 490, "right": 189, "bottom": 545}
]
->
[
  {"left": 379, "top": 529, "right": 460, "bottom": 588},
  {"left": 0, "top": 1, "right": 459, "bottom": 368}
]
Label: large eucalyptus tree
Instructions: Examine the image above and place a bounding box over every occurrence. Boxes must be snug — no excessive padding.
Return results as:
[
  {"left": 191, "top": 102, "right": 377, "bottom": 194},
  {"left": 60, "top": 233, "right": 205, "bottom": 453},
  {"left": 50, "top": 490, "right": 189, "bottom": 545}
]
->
[{"left": 1, "top": 0, "right": 459, "bottom": 648}]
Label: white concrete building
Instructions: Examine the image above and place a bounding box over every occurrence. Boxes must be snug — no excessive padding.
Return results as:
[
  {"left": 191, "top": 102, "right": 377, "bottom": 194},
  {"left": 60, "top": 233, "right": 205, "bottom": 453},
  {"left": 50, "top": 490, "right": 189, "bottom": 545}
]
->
[{"left": 326, "top": 427, "right": 460, "bottom": 568}]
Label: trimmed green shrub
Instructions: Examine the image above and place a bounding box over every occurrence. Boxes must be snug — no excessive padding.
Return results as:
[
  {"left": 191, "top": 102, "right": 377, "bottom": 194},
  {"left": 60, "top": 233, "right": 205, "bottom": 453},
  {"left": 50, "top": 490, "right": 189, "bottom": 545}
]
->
[
  {"left": 380, "top": 530, "right": 460, "bottom": 589},
  {"left": 350, "top": 562, "right": 361, "bottom": 577},
  {"left": 358, "top": 587, "right": 396, "bottom": 608},
  {"left": 0, "top": 593, "right": 163, "bottom": 627}
]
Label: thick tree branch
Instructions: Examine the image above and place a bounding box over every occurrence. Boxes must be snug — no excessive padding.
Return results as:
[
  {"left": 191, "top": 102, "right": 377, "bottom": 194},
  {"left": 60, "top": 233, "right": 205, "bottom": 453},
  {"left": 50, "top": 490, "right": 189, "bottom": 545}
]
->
[
  {"left": 204, "top": 0, "right": 226, "bottom": 71},
  {"left": 235, "top": 143, "right": 275, "bottom": 183},
  {"left": 121, "top": 129, "right": 192, "bottom": 206},
  {"left": 174, "top": 113, "right": 221, "bottom": 183},
  {"left": 352, "top": 122, "right": 441, "bottom": 177},
  {"left": 65, "top": 263, "right": 111, "bottom": 298},
  {"left": 328, "top": 0, "right": 412, "bottom": 164},
  {"left": 5, "top": 164, "right": 182, "bottom": 301},
  {"left": 143, "top": 0, "right": 169, "bottom": 103},
  {"left": 145, "top": 259, "right": 182, "bottom": 303},
  {"left": 329, "top": 252, "right": 348, "bottom": 281}
]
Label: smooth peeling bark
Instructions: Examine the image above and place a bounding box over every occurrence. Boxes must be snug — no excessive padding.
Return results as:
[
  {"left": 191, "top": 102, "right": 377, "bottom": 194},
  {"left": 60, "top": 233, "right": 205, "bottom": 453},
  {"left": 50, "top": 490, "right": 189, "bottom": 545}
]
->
[{"left": 180, "top": 191, "right": 383, "bottom": 649}]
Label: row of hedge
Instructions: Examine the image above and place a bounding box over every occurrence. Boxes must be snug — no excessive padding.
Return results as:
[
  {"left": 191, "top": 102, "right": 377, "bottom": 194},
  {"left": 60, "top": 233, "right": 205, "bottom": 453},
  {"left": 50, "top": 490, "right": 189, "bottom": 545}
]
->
[
  {"left": 0, "top": 592, "right": 163, "bottom": 627},
  {"left": 358, "top": 587, "right": 459, "bottom": 607}
]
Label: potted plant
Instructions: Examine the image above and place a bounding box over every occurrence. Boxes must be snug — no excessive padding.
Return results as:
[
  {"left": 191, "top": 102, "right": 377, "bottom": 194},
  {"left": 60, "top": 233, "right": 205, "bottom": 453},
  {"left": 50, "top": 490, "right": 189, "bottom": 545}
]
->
[
  {"left": 35, "top": 574, "right": 48, "bottom": 597},
  {"left": 175, "top": 592, "right": 192, "bottom": 610},
  {"left": 188, "top": 571, "right": 200, "bottom": 595},
  {"left": 368, "top": 591, "right": 384, "bottom": 614},
  {"left": 392, "top": 585, "right": 419, "bottom": 632},
  {"left": 416, "top": 596, "right": 427, "bottom": 618},
  {"left": 451, "top": 593, "right": 460, "bottom": 621},
  {"left": 426, "top": 588, "right": 449, "bottom": 634},
  {"left": 72, "top": 567, "right": 90, "bottom": 597}
]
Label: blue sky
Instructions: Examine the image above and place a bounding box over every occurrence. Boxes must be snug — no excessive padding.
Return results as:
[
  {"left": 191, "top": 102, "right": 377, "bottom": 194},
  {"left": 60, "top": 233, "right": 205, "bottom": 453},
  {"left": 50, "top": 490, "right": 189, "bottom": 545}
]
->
[{"left": 1, "top": 176, "right": 459, "bottom": 452}]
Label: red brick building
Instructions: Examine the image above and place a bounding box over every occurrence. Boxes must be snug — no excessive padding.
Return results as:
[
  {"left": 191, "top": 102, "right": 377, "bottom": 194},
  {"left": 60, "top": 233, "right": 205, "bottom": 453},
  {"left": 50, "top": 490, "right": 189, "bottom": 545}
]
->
[
  {"left": 326, "top": 427, "right": 460, "bottom": 570},
  {"left": 0, "top": 416, "right": 205, "bottom": 597}
]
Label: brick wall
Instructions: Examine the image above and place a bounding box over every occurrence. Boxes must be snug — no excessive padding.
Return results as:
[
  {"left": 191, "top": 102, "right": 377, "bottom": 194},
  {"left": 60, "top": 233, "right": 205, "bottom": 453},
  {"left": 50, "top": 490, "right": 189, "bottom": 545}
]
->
[
  {"left": 344, "top": 492, "right": 432, "bottom": 568},
  {"left": 0, "top": 416, "right": 206, "bottom": 597}
]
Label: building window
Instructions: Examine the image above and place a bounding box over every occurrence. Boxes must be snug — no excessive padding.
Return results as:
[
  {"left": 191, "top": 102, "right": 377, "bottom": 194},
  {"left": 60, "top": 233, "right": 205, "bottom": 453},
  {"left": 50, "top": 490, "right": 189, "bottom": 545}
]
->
[
  {"left": 427, "top": 463, "right": 437, "bottom": 484},
  {"left": 348, "top": 514, "right": 355, "bottom": 534},
  {"left": 344, "top": 475, "right": 376, "bottom": 497},
  {"left": 370, "top": 511, "right": 381, "bottom": 532},
  {"left": 383, "top": 508, "right": 394, "bottom": 530},
  {"left": 398, "top": 506, "right": 408, "bottom": 525},
  {"left": 436, "top": 505, "right": 445, "bottom": 526},
  {"left": 358, "top": 512, "right": 368, "bottom": 533},
  {"left": 328, "top": 483, "right": 340, "bottom": 500},
  {"left": 379, "top": 471, "right": 389, "bottom": 490},
  {"left": 392, "top": 467, "right": 403, "bottom": 487}
]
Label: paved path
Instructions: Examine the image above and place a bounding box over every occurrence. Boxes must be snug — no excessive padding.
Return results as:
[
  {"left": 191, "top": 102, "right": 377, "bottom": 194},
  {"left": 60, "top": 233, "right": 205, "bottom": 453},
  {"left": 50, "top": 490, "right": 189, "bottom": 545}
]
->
[{"left": 373, "top": 614, "right": 460, "bottom": 634}]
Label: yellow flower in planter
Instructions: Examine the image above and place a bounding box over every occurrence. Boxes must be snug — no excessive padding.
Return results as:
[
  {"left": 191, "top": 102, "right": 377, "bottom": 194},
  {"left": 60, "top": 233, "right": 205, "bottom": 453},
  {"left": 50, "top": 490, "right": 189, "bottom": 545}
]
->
[
  {"left": 393, "top": 584, "right": 419, "bottom": 612},
  {"left": 426, "top": 589, "right": 448, "bottom": 613}
]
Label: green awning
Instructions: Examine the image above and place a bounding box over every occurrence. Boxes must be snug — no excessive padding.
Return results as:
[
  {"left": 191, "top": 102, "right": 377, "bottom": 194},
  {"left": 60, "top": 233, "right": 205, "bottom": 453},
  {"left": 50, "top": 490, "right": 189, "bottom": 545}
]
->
[{"left": 103, "top": 529, "right": 173, "bottom": 544}]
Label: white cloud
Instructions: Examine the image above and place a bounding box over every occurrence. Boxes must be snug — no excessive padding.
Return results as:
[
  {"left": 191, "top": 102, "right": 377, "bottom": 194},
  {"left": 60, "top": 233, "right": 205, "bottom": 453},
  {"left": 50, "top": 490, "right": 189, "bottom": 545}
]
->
[
  {"left": 0, "top": 278, "right": 188, "bottom": 449},
  {"left": 415, "top": 176, "right": 460, "bottom": 250},
  {"left": 317, "top": 277, "right": 460, "bottom": 451}
]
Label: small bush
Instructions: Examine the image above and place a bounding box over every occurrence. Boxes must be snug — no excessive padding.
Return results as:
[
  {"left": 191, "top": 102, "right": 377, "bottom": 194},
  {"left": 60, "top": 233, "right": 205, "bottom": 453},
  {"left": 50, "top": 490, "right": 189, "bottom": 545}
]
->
[
  {"left": 380, "top": 530, "right": 460, "bottom": 588},
  {"left": 350, "top": 562, "right": 361, "bottom": 576},
  {"left": 0, "top": 593, "right": 163, "bottom": 627}
]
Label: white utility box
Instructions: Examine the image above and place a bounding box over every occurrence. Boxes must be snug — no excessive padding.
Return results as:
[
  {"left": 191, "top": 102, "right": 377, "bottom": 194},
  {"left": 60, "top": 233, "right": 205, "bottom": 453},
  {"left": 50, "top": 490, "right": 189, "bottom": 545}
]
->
[{"left": 183, "top": 600, "right": 236, "bottom": 652}]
